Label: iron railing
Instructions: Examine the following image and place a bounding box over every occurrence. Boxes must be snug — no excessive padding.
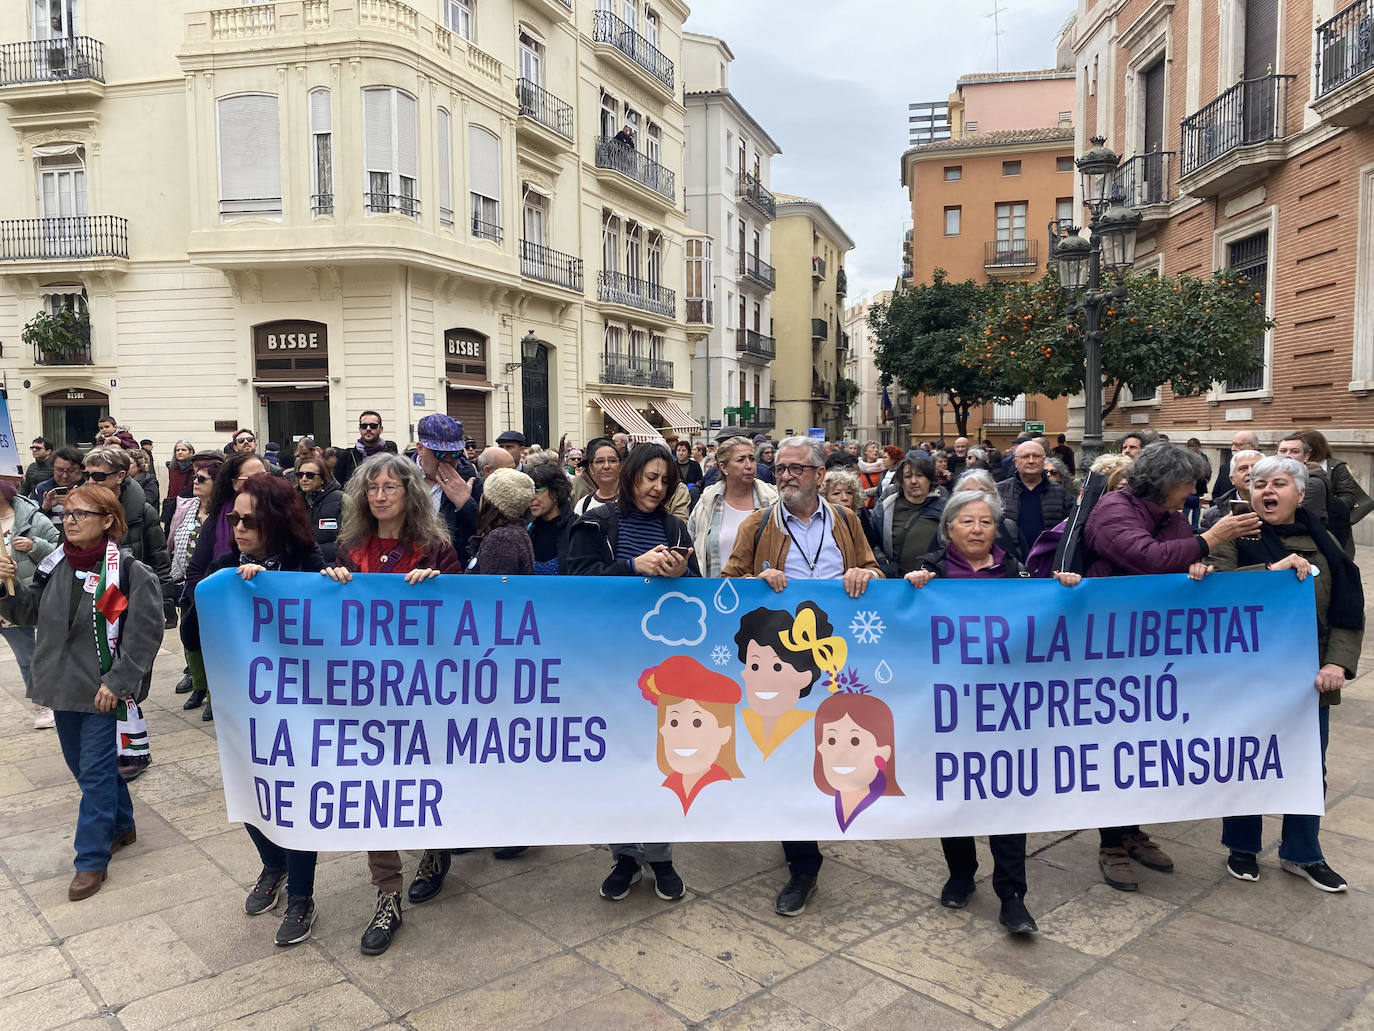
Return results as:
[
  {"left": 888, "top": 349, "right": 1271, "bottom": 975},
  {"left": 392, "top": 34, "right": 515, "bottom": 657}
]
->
[
  {"left": 471, "top": 216, "right": 503, "bottom": 243},
  {"left": 685, "top": 298, "right": 713, "bottom": 324},
  {"left": 33, "top": 338, "right": 92, "bottom": 365},
  {"left": 516, "top": 78, "right": 574, "bottom": 140},
  {"left": 597, "top": 269, "right": 675, "bottom": 317},
  {"left": 311, "top": 193, "right": 334, "bottom": 216},
  {"left": 984, "top": 239, "right": 1038, "bottom": 268},
  {"left": 836, "top": 268, "right": 847, "bottom": 296},
  {"left": 737, "top": 171, "right": 776, "bottom": 219},
  {"left": 365, "top": 191, "right": 420, "bottom": 218},
  {"left": 591, "top": 11, "right": 674, "bottom": 91},
  {"left": 739, "top": 252, "right": 775, "bottom": 290},
  {"left": 599, "top": 352, "right": 674, "bottom": 389},
  {"left": 1114, "top": 151, "right": 1175, "bottom": 207},
  {"left": 1316, "top": 0, "right": 1374, "bottom": 98},
  {"left": 811, "top": 317, "right": 828, "bottom": 340},
  {"left": 811, "top": 377, "right": 831, "bottom": 399},
  {"left": 736, "top": 328, "right": 776, "bottom": 360},
  {"left": 0, "top": 215, "right": 128, "bottom": 260},
  {"left": 594, "top": 136, "right": 674, "bottom": 200},
  {"left": 1180, "top": 74, "right": 1296, "bottom": 177},
  {"left": 982, "top": 397, "right": 1035, "bottom": 427},
  {"left": 520, "top": 240, "right": 583, "bottom": 291},
  {"left": 812, "top": 256, "right": 826, "bottom": 279},
  {"left": 749, "top": 407, "right": 776, "bottom": 428},
  {"left": 0, "top": 37, "right": 104, "bottom": 85}
]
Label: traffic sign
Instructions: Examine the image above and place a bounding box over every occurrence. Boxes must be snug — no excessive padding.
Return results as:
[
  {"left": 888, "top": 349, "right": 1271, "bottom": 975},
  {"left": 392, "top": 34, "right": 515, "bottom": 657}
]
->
[{"left": 1024, "top": 421, "right": 1046, "bottom": 434}]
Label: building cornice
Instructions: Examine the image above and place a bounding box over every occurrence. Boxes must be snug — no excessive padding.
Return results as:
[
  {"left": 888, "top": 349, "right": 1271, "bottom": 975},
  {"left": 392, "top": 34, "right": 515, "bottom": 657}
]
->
[
  {"left": 774, "top": 196, "right": 855, "bottom": 251},
  {"left": 683, "top": 89, "right": 782, "bottom": 155}
]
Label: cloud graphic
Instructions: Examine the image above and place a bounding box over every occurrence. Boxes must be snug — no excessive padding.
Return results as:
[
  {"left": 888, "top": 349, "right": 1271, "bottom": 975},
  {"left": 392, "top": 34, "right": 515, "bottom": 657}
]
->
[{"left": 641, "top": 592, "right": 708, "bottom": 647}]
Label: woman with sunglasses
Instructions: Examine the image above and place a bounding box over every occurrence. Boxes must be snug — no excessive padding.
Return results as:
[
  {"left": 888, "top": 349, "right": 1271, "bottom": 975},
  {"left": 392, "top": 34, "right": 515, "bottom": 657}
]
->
[
  {"left": 294, "top": 454, "right": 345, "bottom": 562},
  {"left": 0, "top": 484, "right": 164, "bottom": 902},
  {"left": 321, "top": 453, "right": 461, "bottom": 957},
  {"left": 197, "top": 475, "right": 326, "bottom": 945},
  {"left": 179, "top": 451, "right": 270, "bottom": 721}
]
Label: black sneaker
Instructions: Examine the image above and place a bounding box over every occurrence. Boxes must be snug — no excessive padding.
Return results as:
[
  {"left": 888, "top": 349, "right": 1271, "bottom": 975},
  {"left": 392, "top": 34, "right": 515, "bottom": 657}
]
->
[
  {"left": 774, "top": 874, "right": 817, "bottom": 917},
  {"left": 1281, "top": 859, "right": 1348, "bottom": 892},
  {"left": 492, "top": 846, "right": 529, "bottom": 860},
  {"left": 183, "top": 687, "right": 206, "bottom": 710},
  {"left": 245, "top": 867, "right": 287, "bottom": 915},
  {"left": 360, "top": 891, "right": 402, "bottom": 955},
  {"left": 939, "top": 876, "right": 975, "bottom": 909},
  {"left": 599, "top": 855, "right": 642, "bottom": 900},
  {"left": 649, "top": 861, "right": 684, "bottom": 901},
  {"left": 999, "top": 893, "right": 1038, "bottom": 935},
  {"left": 275, "top": 896, "right": 315, "bottom": 946},
  {"left": 174, "top": 672, "right": 194, "bottom": 694},
  {"left": 407, "top": 849, "right": 451, "bottom": 904},
  {"left": 1227, "top": 852, "right": 1260, "bottom": 882}
]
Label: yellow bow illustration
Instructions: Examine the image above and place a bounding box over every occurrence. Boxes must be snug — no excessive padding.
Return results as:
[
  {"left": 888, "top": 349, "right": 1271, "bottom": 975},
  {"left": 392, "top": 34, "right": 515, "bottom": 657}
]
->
[{"left": 778, "top": 607, "right": 847, "bottom": 681}]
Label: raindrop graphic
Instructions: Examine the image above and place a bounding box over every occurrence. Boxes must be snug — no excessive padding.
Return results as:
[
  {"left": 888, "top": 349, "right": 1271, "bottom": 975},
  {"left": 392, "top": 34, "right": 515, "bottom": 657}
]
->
[
  {"left": 713, "top": 580, "right": 739, "bottom": 614},
  {"left": 874, "top": 660, "right": 894, "bottom": 685}
]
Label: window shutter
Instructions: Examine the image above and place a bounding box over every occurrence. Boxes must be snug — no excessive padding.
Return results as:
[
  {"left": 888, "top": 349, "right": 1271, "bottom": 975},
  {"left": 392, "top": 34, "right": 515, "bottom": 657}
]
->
[
  {"left": 363, "top": 88, "right": 393, "bottom": 172},
  {"left": 310, "top": 88, "right": 331, "bottom": 134},
  {"left": 468, "top": 125, "right": 501, "bottom": 199},
  {"left": 218, "top": 94, "right": 281, "bottom": 214},
  {"left": 1244, "top": 0, "right": 1279, "bottom": 79},
  {"left": 396, "top": 91, "right": 418, "bottom": 179},
  {"left": 437, "top": 108, "right": 452, "bottom": 212}
]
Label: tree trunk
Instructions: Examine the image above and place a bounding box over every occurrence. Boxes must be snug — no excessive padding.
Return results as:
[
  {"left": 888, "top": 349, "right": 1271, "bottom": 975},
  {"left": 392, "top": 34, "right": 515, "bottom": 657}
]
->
[
  {"left": 1100, "top": 380, "right": 1125, "bottom": 422},
  {"left": 953, "top": 401, "right": 972, "bottom": 437}
]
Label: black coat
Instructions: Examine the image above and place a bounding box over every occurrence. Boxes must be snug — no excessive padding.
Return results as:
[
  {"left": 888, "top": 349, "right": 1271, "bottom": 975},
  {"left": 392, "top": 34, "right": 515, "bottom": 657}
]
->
[
  {"left": 118, "top": 478, "right": 170, "bottom": 585},
  {"left": 436, "top": 454, "right": 484, "bottom": 567},
  {"left": 184, "top": 545, "right": 327, "bottom": 651},
  {"left": 302, "top": 479, "right": 345, "bottom": 562},
  {"left": 566, "top": 504, "right": 700, "bottom": 577},
  {"left": 332, "top": 440, "right": 400, "bottom": 486}
]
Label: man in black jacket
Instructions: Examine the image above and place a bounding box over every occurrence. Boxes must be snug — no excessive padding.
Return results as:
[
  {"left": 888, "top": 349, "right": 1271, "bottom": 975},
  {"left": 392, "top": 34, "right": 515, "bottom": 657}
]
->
[
  {"left": 996, "top": 440, "right": 1071, "bottom": 550},
  {"left": 333, "top": 411, "right": 399, "bottom": 486},
  {"left": 415, "top": 414, "right": 484, "bottom": 567},
  {"left": 22, "top": 438, "right": 53, "bottom": 496}
]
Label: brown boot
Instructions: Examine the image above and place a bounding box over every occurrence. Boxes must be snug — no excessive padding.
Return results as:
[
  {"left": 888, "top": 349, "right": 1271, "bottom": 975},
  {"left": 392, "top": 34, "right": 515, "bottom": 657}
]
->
[
  {"left": 68, "top": 869, "right": 107, "bottom": 901},
  {"left": 1123, "top": 831, "right": 1174, "bottom": 872},
  {"left": 1098, "top": 847, "right": 1138, "bottom": 891},
  {"left": 111, "top": 828, "right": 137, "bottom": 853}
]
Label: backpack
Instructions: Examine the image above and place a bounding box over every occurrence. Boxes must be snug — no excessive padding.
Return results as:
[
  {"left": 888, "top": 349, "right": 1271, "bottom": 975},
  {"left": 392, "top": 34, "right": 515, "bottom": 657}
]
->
[{"left": 1052, "top": 469, "right": 1109, "bottom": 575}]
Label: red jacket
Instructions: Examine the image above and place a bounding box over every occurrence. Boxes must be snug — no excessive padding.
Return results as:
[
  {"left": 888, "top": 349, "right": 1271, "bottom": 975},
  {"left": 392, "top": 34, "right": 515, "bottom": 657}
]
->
[{"left": 1083, "top": 490, "right": 1206, "bottom": 577}]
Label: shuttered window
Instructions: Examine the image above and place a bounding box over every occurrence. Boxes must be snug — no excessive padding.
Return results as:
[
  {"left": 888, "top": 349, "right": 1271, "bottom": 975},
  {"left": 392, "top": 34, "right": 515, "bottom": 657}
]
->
[
  {"left": 363, "top": 86, "right": 419, "bottom": 218},
  {"left": 309, "top": 88, "right": 332, "bottom": 215},
  {"left": 437, "top": 107, "right": 453, "bottom": 226},
  {"left": 217, "top": 94, "right": 281, "bottom": 218},
  {"left": 1244, "top": 0, "right": 1279, "bottom": 80},
  {"left": 469, "top": 125, "right": 501, "bottom": 242}
]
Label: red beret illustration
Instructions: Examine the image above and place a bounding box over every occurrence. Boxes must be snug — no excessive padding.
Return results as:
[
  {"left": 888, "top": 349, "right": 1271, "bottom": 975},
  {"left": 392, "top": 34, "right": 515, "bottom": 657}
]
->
[{"left": 639, "top": 655, "right": 743, "bottom": 706}]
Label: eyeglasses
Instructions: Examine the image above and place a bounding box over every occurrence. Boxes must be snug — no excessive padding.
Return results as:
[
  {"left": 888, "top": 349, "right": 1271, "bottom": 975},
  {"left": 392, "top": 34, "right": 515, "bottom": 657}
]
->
[
  {"left": 61, "top": 509, "right": 101, "bottom": 522},
  {"left": 359, "top": 422, "right": 381, "bottom": 430},
  {"left": 225, "top": 512, "right": 261, "bottom": 530},
  {"left": 366, "top": 483, "right": 402, "bottom": 497},
  {"left": 776, "top": 463, "right": 819, "bottom": 478},
  {"left": 193, "top": 474, "right": 214, "bottom": 484},
  {"left": 591, "top": 457, "right": 620, "bottom": 467},
  {"left": 297, "top": 471, "right": 320, "bottom": 481},
  {"left": 29, "top": 445, "right": 43, "bottom": 451},
  {"left": 84, "top": 470, "right": 113, "bottom": 482}
]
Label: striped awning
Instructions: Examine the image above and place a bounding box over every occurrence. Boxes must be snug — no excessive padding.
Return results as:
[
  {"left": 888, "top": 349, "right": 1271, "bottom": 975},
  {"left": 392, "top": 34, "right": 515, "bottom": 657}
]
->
[
  {"left": 649, "top": 399, "right": 702, "bottom": 435},
  {"left": 591, "top": 395, "right": 663, "bottom": 443}
]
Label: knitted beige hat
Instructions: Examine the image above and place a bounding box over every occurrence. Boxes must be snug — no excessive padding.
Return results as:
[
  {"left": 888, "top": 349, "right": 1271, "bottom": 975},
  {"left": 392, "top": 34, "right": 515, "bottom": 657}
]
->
[{"left": 482, "top": 467, "right": 535, "bottom": 518}]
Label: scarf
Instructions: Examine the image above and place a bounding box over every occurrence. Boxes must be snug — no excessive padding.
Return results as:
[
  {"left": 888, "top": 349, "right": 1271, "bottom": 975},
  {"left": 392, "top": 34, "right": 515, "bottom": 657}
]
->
[
  {"left": 1233, "top": 506, "right": 1364, "bottom": 631},
  {"left": 355, "top": 438, "right": 387, "bottom": 457},
  {"left": 81, "top": 540, "right": 127, "bottom": 675},
  {"left": 63, "top": 539, "right": 108, "bottom": 574}
]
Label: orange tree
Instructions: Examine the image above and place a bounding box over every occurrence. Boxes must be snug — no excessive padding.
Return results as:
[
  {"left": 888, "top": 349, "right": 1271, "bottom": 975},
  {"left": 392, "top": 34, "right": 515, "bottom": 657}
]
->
[
  {"left": 869, "top": 270, "right": 1020, "bottom": 437},
  {"left": 962, "top": 269, "right": 1272, "bottom": 421}
]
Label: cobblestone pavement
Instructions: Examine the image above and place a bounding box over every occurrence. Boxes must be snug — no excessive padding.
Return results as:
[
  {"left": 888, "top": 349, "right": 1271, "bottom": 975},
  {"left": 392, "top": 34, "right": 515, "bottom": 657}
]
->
[{"left": 6, "top": 563, "right": 1374, "bottom": 1030}]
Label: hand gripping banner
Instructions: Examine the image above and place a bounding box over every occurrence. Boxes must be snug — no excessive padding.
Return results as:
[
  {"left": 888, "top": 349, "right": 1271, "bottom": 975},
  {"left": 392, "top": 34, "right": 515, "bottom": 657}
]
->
[{"left": 197, "top": 569, "right": 1324, "bottom": 851}]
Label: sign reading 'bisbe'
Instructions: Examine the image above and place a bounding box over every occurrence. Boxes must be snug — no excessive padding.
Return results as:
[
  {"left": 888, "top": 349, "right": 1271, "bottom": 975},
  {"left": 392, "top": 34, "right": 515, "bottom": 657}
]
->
[{"left": 198, "top": 570, "right": 1324, "bottom": 851}]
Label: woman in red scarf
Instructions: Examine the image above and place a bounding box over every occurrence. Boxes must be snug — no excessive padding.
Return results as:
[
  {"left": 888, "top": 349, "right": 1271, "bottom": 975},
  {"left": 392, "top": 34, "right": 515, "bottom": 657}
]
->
[
  {"left": 0, "top": 485, "right": 163, "bottom": 902},
  {"left": 320, "top": 453, "right": 461, "bottom": 957}
]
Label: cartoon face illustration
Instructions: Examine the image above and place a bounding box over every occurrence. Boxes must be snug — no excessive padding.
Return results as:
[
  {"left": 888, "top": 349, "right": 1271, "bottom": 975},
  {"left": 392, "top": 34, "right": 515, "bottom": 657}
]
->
[
  {"left": 813, "top": 692, "right": 903, "bottom": 832},
  {"left": 639, "top": 656, "right": 743, "bottom": 814},
  {"left": 734, "top": 602, "right": 842, "bottom": 760}
]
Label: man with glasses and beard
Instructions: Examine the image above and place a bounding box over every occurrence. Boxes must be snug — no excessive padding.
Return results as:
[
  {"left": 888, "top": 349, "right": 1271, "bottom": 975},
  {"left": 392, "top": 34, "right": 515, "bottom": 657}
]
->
[
  {"left": 35, "top": 447, "right": 85, "bottom": 520},
  {"left": 332, "top": 411, "right": 398, "bottom": 486},
  {"left": 722, "top": 436, "right": 883, "bottom": 918}
]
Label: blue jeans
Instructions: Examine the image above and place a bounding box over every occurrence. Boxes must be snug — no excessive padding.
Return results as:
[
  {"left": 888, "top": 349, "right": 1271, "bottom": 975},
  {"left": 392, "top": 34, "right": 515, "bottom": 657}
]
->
[
  {"left": 611, "top": 843, "right": 672, "bottom": 863},
  {"left": 0, "top": 624, "right": 36, "bottom": 691},
  {"left": 1222, "top": 704, "right": 1329, "bottom": 865},
  {"left": 54, "top": 709, "right": 134, "bottom": 871}
]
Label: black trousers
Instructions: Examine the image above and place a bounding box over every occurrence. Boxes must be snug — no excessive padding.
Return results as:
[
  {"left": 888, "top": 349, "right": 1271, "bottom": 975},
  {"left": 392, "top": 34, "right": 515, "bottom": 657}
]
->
[
  {"left": 1099, "top": 825, "right": 1142, "bottom": 848},
  {"left": 782, "top": 840, "right": 823, "bottom": 878},
  {"left": 941, "top": 834, "right": 1027, "bottom": 900}
]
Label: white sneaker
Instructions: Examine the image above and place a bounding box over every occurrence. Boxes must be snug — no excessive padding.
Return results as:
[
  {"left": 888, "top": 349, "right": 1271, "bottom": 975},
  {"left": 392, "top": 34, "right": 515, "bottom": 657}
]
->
[{"left": 33, "top": 705, "right": 55, "bottom": 730}]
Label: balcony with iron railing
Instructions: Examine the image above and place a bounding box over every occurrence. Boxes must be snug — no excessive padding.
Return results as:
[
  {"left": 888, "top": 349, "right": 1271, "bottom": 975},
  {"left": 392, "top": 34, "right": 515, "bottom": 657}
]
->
[
  {"left": 0, "top": 215, "right": 129, "bottom": 268},
  {"left": 737, "top": 171, "right": 776, "bottom": 220},
  {"left": 520, "top": 240, "right": 582, "bottom": 292},
  {"left": 685, "top": 298, "right": 713, "bottom": 324},
  {"left": 811, "top": 256, "right": 826, "bottom": 280},
  {"left": 33, "top": 336, "right": 93, "bottom": 366},
  {"left": 811, "top": 376, "right": 831, "bottom": 400},
  {"left": 739, "top": 252, "right": 775, "bottom": 291},
  {"left": 1314, "top": 0, "right": 1374, "bottom": 125},
  {"left": 0, "top": 37, "right": 105, "bottom": 99},
  {"left": 365, "top": 191, "right": 420, "bottom": 218},
  {"left": 982, "top": 396, "right": 1036, "bottom": 428},
  {"left": 1113, "top": 151, "right": 1174, "bottom": 223},
  {"left": 599, "top": 352, "right": 674, "bottom": 389},
  {"left": 1179, "top": 74, "right": 1295, "bottom": 196},
  {"left": 516, "top": 77, "right": 574, "bottom": 143},
  {"left": 591, "top": 10, "right": 674, "bottom": 94},
  {"left": 471, "top": 216, "right": 502, "bottom": 243},
  {"left": 593, "top": 136, "right": 675, "bottom": 204},
  {"left": 811, "top": 317, "right": 828, "bottom": 341},
  {"left": 748, "top": 406, "right": 776, "bottom": 429},
  {"left": 736, "top": 328, "right": 776, "bottom": 361},
  {"left": 984, "top": 239, "right": 1039, "bottom": 273},
  {"left": 597, "top": 269, "right": 676, "bottom": 318},
  {"left": 836, "top": 267, "right": 847, "bottom": 297}
]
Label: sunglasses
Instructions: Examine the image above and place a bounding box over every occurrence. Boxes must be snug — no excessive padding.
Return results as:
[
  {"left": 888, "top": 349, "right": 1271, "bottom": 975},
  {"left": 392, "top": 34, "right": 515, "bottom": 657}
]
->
[
  {"left": 29, "top": 445, "right": 44, "bottom": 451},
  {"left": 225, "top": 512, "right": 261, "bottom": 530},
  {"left": 359, "top": 422, "right": 381, "bottom": 430},
  {"left": 193, "top": 474, "right": 214, "bottom": 484},
  {"left": 298, "top": 471, "right": 320, "bottom": 481},
  {"left": 235, "top": 436, "right": 255, "bottom": 445},
  {"left": 84, "top": 470, "right": 114, "bottom": 481}
]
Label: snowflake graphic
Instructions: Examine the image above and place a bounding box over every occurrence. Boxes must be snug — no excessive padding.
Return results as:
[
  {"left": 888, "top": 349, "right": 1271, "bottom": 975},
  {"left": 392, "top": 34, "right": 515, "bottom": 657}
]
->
[
  {"left": 849, "top": 611, "right": 886, "bottom": 645},
  {"left": 710, "top": 644, "right": 731, "bottom": 667}
]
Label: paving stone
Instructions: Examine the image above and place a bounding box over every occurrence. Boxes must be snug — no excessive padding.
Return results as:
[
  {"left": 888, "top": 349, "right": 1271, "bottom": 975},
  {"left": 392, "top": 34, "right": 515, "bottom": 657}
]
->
[
  {"left": 772, "top": 955, "right": 919, "bottom": 1028},
  {"left": 0, "top": 888, "right": 53, "bottom": 958},
  {"left": 1015, "top": 965, "right": 1251, "bottom": 1030},
  {"left": 703, "top": 992, "right": 835, "bottom": 1030},
  {"left": 1038, "top": 882, "right": 1177, "bottom": 956},
  {"left": 643, "top": 897, "right": 825, "bottom": 987},
  {"left": 408, "top": 953, "right": 621, "bottom": 1030},
  {"left": 0, "top": 977, "right": 101, "bottom": 1030},
  {"left": 1323, "top": 795, "right": 1374, "bottom": 842},
  {"left": 0, "top": 943, "right": 68, "bottom": 995},
  {"left": 63, "top": 912, "right": 211, "bottom": 1008},
  {"left": 532, "top": 987, "right": 686, "bottom": 1030},
  {"left": 206, "top": 980, "right": 389, "bottom": 1030}
]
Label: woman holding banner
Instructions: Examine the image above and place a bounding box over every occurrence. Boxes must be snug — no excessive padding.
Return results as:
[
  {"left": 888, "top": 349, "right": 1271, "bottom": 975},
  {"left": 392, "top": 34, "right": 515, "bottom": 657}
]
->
[
  {"left": 0, "top": 479, "right": 61, "bottom": 729},
  {"left": 1198, "top": 455, "right": 1363, "bottom": 892},
  {"left": 566, "top": 442, "right": 697, "bottom": 903},
  {"left": 906, "top": 489, "right": 1082, "bottom": 936},
  {"left": 321, "top": 452, "right": 462, "bottom": 957},
  {"left": 198, "top": 475, "right": 326, "bottom": 944},
  {"left": 0, "top": 484, "right": 163, "bottom": 901},
  {"left": 1083, "top": 442, "right": 1261, "bottom": 892}
]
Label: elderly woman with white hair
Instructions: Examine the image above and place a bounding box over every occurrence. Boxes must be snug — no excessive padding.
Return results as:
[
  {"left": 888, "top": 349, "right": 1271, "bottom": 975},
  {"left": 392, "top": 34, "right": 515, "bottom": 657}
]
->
[
  {"left": 905, "top": 488, "right": 1080, "bottom": 937},
  {"left": 953, "top": 469, "right": 1029, "bottom": 560},
  {"left": 1198, "top": 456, "right": 1364, "bottom": 892}
]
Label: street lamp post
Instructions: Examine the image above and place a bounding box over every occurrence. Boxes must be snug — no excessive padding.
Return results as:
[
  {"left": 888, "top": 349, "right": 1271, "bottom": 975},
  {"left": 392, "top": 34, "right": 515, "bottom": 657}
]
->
[
  {"left": 1050, "top": 137, "right": 1143, "bottom": 468},
  {"left": 503, "top": 330, "right": 543, "bottom": 434},
  {"left": 936, "top": 391, "right": 948, "bottom": 447}
]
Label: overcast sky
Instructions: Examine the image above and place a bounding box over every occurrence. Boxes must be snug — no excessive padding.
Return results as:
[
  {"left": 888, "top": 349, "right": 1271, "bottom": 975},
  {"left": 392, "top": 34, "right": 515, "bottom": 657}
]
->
[{"left": 682, "top": 0, "right": 1076, "bottom": 303}]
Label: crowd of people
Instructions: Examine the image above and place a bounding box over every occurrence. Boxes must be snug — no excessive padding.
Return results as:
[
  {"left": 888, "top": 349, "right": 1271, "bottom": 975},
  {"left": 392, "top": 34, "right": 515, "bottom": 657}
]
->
[{"left": 0, "top": 413, "right": 1364, "bottom": 957}]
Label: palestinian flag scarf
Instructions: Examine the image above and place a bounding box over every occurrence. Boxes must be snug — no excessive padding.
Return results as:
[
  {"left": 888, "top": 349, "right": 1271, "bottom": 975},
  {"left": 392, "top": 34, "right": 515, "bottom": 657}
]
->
[{"left": 90, "top": 540, "right": 127, "bottom": 675}]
